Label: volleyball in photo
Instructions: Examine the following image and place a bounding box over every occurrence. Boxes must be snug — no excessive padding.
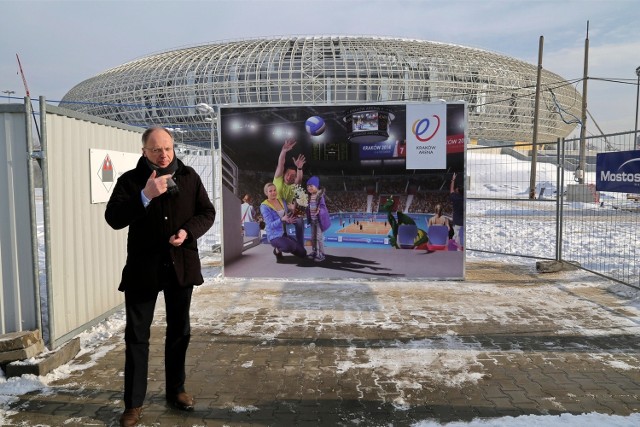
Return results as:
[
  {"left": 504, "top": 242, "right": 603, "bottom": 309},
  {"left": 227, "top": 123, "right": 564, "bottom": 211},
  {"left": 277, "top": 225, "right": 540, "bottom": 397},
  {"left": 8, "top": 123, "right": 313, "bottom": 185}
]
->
[{"left": 305, "top": 115, "right": 326, "bottom": 136}]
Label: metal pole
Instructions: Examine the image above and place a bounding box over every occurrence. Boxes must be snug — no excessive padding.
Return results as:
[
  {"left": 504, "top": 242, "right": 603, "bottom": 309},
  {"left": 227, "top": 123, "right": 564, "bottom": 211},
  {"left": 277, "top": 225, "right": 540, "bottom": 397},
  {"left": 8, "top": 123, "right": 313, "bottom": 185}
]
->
[
  {"left": 209, "top": 111, "right": 221, "bottom": 250},
  {"left": 529, "top": 36, "right": 543, "bottom": 199},
  {"left": 39, "top": 96, "right": 55, "bottom": 348},
  {"left": 578, "top": 22, "right": 589, "bottom": 184},
  {"left": 556, "top": 138, "right": 564, "bottom": 261},
  {"left": 634, "top": 66, "right": 640, "bottom": 150},
  {"left": 25, "top": 96, "right": 43, "bottom": 336},
  {"left": 212, "top": 111, "right": 222, "bottom": 251}
]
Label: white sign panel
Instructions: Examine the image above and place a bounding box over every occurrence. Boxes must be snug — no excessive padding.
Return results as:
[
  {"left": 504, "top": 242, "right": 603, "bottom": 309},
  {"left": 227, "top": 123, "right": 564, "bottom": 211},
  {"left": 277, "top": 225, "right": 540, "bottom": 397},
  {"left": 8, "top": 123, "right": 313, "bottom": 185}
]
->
[
  {"left": 90, "top": 149, "right": 140, "bottom": 204},
  {"left": 406, "top": 103, "right": 447, "bottom": 169}
]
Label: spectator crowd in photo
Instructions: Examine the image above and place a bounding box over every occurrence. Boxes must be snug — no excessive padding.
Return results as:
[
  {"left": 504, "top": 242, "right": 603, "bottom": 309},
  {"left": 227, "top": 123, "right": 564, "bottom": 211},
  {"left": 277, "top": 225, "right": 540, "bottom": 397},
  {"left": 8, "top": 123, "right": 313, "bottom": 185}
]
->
[{"left": 236, "top": 171, "right": 455, "bottom": 221}]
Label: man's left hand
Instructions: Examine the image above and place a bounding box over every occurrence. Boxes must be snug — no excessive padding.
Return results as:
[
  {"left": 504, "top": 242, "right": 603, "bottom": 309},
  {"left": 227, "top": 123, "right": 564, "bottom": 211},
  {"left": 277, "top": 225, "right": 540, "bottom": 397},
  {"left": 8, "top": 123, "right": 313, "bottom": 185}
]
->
[
  {"left": 293, "top": 154, "right": 306, "bottom": 169},
  {"left": 169, "top": 229, "right": 188, "bottom": 246}
]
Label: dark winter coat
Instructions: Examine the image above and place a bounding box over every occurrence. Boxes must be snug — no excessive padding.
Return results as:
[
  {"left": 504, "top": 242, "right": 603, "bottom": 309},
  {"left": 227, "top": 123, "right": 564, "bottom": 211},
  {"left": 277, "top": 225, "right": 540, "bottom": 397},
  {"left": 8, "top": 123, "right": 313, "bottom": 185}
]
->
[{"left": 105, "top": 156, "right": 215, "bottom": 291}]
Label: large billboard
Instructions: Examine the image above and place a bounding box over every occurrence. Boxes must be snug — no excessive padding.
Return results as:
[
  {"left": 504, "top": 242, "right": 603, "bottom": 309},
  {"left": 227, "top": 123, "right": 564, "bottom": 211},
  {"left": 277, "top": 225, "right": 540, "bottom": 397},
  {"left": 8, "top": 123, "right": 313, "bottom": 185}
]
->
[{"left": 220, "top": 103, "right": 467, "bottom": 280}]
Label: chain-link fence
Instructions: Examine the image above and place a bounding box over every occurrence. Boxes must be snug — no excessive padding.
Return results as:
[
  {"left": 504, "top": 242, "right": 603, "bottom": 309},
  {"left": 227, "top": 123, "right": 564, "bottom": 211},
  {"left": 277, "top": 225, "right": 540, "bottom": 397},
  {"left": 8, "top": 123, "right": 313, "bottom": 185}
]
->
[
  {"left": 175, "top": 147, "right": 221, "bottom": 255},
  {"left": 467, "top": 131, "right": 639, "bottom": 289}
]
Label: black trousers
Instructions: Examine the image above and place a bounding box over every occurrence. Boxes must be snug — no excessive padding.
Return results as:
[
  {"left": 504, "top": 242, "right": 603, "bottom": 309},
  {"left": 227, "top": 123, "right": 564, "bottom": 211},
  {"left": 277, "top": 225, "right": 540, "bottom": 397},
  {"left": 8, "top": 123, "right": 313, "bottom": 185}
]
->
[{"left": 123, "top": 271, "right": 193, "bottom": 408}]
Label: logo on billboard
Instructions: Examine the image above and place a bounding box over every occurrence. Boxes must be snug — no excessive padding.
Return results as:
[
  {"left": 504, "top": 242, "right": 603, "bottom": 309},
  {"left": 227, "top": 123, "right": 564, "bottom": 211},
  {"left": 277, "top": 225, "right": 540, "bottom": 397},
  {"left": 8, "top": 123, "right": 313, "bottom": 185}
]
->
[
  {"left": 596, "top": 150, "right": 640, "bottom": 194},
  {"left": 618, "top": 157, "right": 640, "bottom": 170},
  {"left": 406, "top": 104, "right": 447, "bottom": 169},
  {"left": 411, "top": 115, "right": 441, "bottom": 142}
]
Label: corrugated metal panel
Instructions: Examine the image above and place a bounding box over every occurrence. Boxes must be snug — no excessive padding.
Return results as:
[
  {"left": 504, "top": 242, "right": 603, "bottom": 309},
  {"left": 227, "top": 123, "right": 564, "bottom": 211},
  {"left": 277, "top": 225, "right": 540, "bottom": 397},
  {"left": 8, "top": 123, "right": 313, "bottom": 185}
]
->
[
  {"left": 0, "top": 104, "right": 38, "bottom": 334},
  {"left": 43, "top": 106, "right": 142, "bottom": 347}
]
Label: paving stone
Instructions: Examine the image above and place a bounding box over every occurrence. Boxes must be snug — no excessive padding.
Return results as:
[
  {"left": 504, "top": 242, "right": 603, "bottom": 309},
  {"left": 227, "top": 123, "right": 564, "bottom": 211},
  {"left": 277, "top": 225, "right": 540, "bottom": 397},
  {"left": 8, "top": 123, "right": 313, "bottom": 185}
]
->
[{"left": 3, "top": 262, "right": 640, "bottom": 425}]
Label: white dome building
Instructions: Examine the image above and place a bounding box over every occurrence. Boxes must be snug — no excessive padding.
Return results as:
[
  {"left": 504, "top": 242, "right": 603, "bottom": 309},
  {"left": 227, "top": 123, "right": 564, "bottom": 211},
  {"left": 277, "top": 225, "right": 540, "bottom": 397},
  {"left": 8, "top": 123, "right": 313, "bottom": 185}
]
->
[{"left": 60, "top": 35, "right": 580, "bottom": 144}]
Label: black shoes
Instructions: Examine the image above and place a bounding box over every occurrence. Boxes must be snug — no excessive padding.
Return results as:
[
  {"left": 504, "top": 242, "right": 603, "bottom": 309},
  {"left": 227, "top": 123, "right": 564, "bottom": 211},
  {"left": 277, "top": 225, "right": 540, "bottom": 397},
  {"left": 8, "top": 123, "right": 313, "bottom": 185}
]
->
[{"left": 273, "top": 248, "right": 284, "bottom": 261}]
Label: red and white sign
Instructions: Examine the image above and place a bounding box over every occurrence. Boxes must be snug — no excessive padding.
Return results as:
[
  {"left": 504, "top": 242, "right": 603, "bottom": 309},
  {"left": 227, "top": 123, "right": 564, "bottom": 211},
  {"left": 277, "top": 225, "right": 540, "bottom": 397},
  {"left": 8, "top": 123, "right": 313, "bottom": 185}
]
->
[{"left": 90, "top": 149, "right": 140, "bottom": 204}]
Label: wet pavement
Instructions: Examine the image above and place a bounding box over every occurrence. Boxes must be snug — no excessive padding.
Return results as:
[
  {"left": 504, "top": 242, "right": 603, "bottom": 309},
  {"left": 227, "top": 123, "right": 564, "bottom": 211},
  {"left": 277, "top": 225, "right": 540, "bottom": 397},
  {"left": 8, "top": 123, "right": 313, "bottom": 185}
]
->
[{"left": 4, "top": 261, "right": 640, "bottom": 426}]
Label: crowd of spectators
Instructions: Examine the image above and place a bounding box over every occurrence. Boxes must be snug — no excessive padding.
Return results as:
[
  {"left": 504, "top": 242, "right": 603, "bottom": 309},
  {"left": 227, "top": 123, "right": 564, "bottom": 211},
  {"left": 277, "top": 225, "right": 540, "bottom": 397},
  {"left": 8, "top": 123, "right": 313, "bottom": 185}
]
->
[
  {"left": 235, "top": 171, "right": 454, "bottom": 218},
  {"left": 409, "top": 192, "right": 453, "bottom": 216},
  {"left": 326, "top": 192, "right": 370, "bottom": 213}
]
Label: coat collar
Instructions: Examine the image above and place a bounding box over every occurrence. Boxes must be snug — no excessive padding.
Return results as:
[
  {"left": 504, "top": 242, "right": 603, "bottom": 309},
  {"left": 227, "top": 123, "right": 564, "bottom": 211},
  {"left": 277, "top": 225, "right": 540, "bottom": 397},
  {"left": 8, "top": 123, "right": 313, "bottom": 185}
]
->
[{"left": 262, "top": 197, "right": 286, "bottom": 211}]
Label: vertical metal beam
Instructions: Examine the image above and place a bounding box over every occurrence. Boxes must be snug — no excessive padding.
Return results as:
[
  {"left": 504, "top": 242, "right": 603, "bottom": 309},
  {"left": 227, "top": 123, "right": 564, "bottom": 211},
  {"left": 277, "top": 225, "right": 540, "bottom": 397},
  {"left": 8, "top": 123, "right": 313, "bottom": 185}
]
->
[
  {"left": 529, "top": 36, "right": 543, "bottom": 199},
  {"left": 578, "top": 22, "right": 589, "bottom": 184},
  {"left": 556, "top": 138, "right": 564, "bottom": 261},
  {"left": 25, "top": 97, "right": 43, "bottom": 335},
  {"left": 634, "top": 66, "right": 640, "bottom": 150},
  {"left": 39, "top": 96, "right": 55, "bottom": 348}
]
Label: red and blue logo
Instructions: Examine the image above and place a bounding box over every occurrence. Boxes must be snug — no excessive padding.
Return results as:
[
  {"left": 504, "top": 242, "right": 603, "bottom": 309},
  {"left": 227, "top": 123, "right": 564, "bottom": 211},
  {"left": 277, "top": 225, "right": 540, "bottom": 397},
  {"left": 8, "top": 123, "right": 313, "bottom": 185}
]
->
[{"left": 411, "top": 115, "right": 441, "bottom": 142}]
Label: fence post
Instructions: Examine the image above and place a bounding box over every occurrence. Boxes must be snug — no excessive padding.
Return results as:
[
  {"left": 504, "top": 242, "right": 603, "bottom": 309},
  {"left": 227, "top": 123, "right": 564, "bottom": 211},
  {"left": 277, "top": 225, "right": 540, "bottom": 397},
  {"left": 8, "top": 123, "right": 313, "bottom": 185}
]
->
[
  {"left": 25, "top": 97, "right": 44, "bottom": 336},
  {"left": 38, "top": 96, "right": 55, "bottom": 348},
  {"left": 556, "top": 138, "right": 564, "bottom": 262}
]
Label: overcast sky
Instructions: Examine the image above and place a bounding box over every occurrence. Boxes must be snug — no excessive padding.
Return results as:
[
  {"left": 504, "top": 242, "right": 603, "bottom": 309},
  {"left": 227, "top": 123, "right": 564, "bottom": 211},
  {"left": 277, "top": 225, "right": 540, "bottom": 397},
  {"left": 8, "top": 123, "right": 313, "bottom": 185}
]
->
[{"left": 1, "top": 0, "right": 639, "bottom": 137}]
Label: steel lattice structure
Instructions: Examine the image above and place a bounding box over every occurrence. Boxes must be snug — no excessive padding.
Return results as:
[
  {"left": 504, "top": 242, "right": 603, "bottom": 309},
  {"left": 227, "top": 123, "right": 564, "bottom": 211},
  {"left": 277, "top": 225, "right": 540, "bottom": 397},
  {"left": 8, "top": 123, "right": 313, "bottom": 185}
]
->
[{"left": 60, "top": 36, "right": 581, "bottom": 144}]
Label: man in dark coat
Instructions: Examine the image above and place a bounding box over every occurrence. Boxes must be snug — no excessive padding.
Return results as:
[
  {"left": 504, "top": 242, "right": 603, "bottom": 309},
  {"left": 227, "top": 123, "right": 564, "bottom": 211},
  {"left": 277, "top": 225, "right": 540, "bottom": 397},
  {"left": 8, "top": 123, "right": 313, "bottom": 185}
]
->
[{"left": 105, "top": 126, "right": 215, "bottom": 427}]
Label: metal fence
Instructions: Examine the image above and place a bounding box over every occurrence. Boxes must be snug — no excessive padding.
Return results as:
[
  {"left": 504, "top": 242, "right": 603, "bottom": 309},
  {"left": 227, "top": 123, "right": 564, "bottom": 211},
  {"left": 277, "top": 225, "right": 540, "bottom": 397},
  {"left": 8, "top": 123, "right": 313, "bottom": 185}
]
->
[
  {"left": 173, "top": 131, "right": 222, "bottom": 255},
  {"left": 3, "top": 95, "right": 639, "bottom": 352},
  {"left": 4, "top": 97, "right": 221, "bottom": 349},
  {"left": 0, "top": 103, "right": 39, "bottom": 335},
  {"left": 174, "top": 150, "right": 220, "bottom": 254},
  {"left": 466, "top": 131, "right": 640, "bottom": 289}
]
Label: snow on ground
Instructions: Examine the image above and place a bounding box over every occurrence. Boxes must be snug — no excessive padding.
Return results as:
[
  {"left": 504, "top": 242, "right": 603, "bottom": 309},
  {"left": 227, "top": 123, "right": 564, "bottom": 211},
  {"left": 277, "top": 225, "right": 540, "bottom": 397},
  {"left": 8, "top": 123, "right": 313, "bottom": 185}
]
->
[
  {"left": 413, "top": 413, "right": 640, "bottom": 426},
  {"left": 466, "top": 148, "right": 640, "bottom": 282}
]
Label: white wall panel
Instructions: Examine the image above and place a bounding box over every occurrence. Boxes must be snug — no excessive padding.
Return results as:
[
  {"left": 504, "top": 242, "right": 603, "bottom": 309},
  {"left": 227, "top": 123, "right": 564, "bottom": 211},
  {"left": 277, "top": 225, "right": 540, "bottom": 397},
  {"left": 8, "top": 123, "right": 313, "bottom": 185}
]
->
[
  {"left": 43, "top": 106, "right": 142, "bottom": 347},
  {"left": 0, "top": 104, "right": 37, "bottom": 334}
]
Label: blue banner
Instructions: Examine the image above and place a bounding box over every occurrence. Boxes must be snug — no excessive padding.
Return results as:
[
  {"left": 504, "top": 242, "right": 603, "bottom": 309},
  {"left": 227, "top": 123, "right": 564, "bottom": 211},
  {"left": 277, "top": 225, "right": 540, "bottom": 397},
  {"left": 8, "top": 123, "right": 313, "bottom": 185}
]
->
[
  {"left": 596, "top": 150, "right": 640, "bottom": 193},
  {"left": 359, "top": 141, "right": 396, "bottom": 159}
]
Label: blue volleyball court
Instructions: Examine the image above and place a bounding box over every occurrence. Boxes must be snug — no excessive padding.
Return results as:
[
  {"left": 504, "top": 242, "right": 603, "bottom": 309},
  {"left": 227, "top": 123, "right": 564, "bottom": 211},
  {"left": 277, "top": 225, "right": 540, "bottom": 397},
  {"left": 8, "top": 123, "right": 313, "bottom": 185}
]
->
[{"left": 293, "top": 212, "right": 433, "bottom": 249}]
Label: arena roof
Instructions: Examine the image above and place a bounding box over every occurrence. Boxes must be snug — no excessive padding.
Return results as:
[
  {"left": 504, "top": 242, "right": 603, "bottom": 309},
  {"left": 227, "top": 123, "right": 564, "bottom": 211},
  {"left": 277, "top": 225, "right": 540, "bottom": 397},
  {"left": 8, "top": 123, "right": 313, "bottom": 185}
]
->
[{"left": 60, "top": 35, "right": 581, "bottom": 145}]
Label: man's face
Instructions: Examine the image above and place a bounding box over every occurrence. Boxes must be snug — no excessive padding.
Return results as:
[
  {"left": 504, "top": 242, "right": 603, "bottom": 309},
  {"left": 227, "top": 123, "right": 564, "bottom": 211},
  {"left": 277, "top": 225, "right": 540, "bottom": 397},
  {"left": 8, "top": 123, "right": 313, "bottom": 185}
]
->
[
  {"left": 142, "top": 129, "right": 174, "bottom": 168},
  {"left": 284, "top": 168, "right": 296, "bottom": 185}
]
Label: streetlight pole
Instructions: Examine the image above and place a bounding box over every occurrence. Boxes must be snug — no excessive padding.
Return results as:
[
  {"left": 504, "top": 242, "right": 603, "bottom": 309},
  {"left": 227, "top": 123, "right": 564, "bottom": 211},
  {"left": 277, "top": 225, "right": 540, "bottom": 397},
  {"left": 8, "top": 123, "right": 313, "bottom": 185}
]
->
[
  {"left": 2, "top": 90, "right": 16, "bottom": 103},
  {"left": 195, "top": 103, "right": 221, "bottom": 249},
  {"left": 634, "top": 66, "right": 640, "bottom": 150}
]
